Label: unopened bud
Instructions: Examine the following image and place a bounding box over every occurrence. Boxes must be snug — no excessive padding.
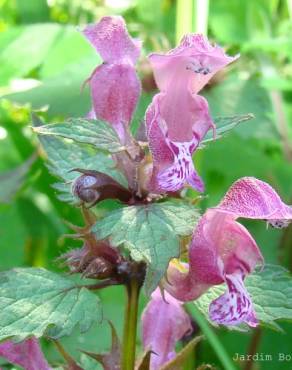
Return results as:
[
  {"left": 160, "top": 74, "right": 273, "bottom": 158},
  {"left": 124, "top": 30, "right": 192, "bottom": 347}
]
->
[
  {"left": 82, "top": 256, "right": 115, "bottom": 279},
  {"left": 72, "top": 174, "right": 100, "bottom": 204},
  {"left": 71, "top": 168, "right": 132, "bottom": 206}
]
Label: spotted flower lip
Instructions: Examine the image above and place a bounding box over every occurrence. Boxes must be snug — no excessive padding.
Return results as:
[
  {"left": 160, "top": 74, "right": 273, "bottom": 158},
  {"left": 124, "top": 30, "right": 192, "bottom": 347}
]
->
[
  {"left": 141, "top": 288, "right": 192, "bottom": 370},
  {"left": 145, "top": 34, "right": 238, "bottom": 193},
  {"left": 164, "top": 177, "right": 292, "bottom": 327},
  {"left": 82, "top": 16, "right": 141, "bottom": 144},
  {"left": 214, "top": 176, "right": 292, "bottom": 224}
]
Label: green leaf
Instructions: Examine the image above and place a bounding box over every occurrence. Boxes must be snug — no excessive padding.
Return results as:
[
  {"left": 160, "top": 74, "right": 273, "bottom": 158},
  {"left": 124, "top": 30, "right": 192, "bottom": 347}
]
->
[
  {"left": 92, "top": 200, "right": 200, "bottom": 294},
  {"left": 5, "top": 56, "right": 96, "bottom": 117},
  {"left": 32, "top": 115, "right": 127, "bottom": 203},
  {"left": 202, "top": 114, "right": 254, "bottom": 144},
  {"left": 203, "top": 74, "right": 277, "bottom": 140},
  {"left": 15, "top": 0, "right": 50, "bottom": 23},
  {"left": 193, "top": 264, "right": 292, "bottom": 331},
  {"left": 0, "top": 154, "right": 35, "bottom": 203},
  {"left": 33, "top": 118, "right": 123, "bottom": 153},
  {"left": 0, "top": 268, "right": 102, "bottom": 341},
  {"left": 40, "top": 26, "right": 95, "bottom": 79},
  {"left": 0, "top": 24, "right": 61, "bottom": 85}
]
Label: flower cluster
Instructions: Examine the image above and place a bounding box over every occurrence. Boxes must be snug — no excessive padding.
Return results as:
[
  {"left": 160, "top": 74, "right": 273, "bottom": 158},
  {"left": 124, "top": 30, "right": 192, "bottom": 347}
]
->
[
  {"left": 82, "top": 16, "right": 141, "bottom": 145},
  {"left": 145, "top": 34, "right": 237, "bottom": 192},
  {"left": 2, "top": 15, "right": 291, "bottom": 370},
  {"left": 78, "top": 16, "right": 292, "bottom": 368}
]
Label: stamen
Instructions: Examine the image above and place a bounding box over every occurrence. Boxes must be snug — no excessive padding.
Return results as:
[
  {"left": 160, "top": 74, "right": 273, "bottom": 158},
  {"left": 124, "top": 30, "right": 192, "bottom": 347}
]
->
[
  {"left": 186, "top": 62, "right": 211, "bottom": 75},
  {"left": 267, "top": 219, "right": 291, "bottom": 229}
]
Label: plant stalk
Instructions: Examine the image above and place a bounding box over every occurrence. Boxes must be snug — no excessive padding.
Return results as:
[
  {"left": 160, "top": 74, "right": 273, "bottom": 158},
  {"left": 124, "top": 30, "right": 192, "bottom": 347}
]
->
[
  {"left": 176, "top": 0, "right": 193, "bottom": 43},
  {"left": 121, "top": 277, "right": 141, "bottom": 370},
  {"left": 193, "top": 0, "right": 209, "bottom": 35}
]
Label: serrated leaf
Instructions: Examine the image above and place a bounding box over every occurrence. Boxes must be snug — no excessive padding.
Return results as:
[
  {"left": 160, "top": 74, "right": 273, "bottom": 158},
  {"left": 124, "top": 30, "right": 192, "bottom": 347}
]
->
[
  {"left": 0, "top": 268, "right": 101, "bottom": 342},
  {"left": 202, "top": 114, "right": 254, "bottom": 145},
  {"left": 33, "top": 118, "right": 123, "bottom": 153},
  {"left": 32, "top": 115, "right": 126, "bottom": 203},
  {"left": 193, "top": 264, "right": 292, "bottom": 331},
  {"left": 92, "top": 201, "right": 200, "bottom": 294},
  {"left": 203, "top": 74, "right": 276, "bottom": 140}
]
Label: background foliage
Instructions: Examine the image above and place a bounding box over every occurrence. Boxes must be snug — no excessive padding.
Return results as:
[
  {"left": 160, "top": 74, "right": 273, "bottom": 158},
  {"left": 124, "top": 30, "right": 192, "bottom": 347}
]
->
[{"left": 0, "top": 0, "right": 292, "bottom": 369}]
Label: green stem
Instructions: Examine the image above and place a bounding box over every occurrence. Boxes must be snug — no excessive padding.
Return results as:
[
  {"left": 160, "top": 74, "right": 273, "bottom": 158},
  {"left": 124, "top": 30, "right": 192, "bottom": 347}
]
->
[
  {"left": 287, "top": 0, "right": 292, "bottom": 20},
  {"left": 176, "top": 0, "right": 194, "bottom": 43},
  {"left": 193, "top": 0, "right": 209, "bottom": 35},
  {"left": 121, "top": 278, "right": 141, "bottom": 370}
]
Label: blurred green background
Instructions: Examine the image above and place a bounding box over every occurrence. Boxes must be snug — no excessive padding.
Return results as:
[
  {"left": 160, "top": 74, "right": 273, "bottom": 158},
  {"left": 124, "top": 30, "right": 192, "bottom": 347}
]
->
[{"left": 0, "top": 0, "right": 292, "bottom": 369}]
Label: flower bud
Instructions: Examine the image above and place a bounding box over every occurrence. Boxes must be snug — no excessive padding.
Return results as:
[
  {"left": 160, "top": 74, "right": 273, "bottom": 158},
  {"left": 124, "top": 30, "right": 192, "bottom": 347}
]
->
[
  {"left": 71, "top": 168, "right": 132, "bottom": 206},
  {"left": 72, "top": 174, "right": 100, "bottom": 204},
  {"left": 60, "top": 241, "right": 122, "bottom": 280},
  {"left": 82, "top": 256, "right": 116, "bottom": 279}
]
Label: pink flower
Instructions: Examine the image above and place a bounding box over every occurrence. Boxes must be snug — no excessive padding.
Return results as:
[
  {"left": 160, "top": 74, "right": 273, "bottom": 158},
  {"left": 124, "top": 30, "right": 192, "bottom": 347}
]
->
[
  {"left": 141, "top": 288, "right": 192, "bottom": 369},
  {"left": 164, "top": 177, "right": 292, "bottom": 327},
  {"left": 0, "top": 337, "right": 51, "bottom": 370},
  {"left": 145, "top": 34, "right": 238, "bottom": 193},
  {"left": 82, "top": 16, "right": 141, "bottom": 144}
]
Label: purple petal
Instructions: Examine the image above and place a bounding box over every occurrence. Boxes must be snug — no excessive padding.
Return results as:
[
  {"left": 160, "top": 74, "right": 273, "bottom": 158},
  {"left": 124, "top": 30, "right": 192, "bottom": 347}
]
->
[
  {"left": 82, "top": 16, "right": 141, "bottom": 143},
  {"left": 215, "top": 177, "right": 292, "bottom": 226},
  {"left": 147, "top": 84, "right": 213, "bottom": 143},
  {"left": 189, "top": 210, "right": 264, "bottom": 282},
  {"left": 156, "top": 140, "right": 204, "bottom": 192},
  {"left": 149, "top": 33, "right": 238, "bottom": 94},
  {"left": 89, "top": 63, "right": 140, "bottom": 142},
  {"left": 145, "top": 33, "right": 233, "bottom": 193},
  {"left": 145, "top": 93, "right": 212, "bottom": 192},
  {"left": 142, "top": 288, "right": 192, "bottom": 370},
  {"left": 86, "top": 108, "right": 96, "bottom": 119},
  {"left": 164, "top": 260, "right": 210, "bottom": 302},
  {"left": 82, "top": 16, "right": 141, "bottom": 63},
  {"left": 164, "top": 210, "right": 263, "bottom": 303},
  {"left": 0, "top": 338, "right": 51, "bottom": 370},
  {"left": 209, "top": 271, "right": 258, "bottom": 327},
  {"left": 163, "top": 177, "right": 291, "bottom": 327}
]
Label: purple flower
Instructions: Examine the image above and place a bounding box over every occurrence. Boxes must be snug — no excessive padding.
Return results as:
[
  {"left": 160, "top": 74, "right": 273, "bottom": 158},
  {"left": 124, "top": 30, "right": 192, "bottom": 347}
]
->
[
  {"left": 164, "top": 177, "right": 292, "bottom": 327},
  {"left": 141, "top": 288, "right": 192, "bottom": 369},
  {"left": 145, "top": 34, "right": 238, "bottom": 193},
  {"left": 82, "top": 16, "right": 141, "bottom": 144},
  {"left": 0, "top": 337, "right": 51, "bottom": 370}
]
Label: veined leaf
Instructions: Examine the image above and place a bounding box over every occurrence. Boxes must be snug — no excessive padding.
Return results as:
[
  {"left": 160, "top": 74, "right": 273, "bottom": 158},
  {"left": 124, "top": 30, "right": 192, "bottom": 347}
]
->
[
  {"left": 193, "top": 264, "right": 292, "bottom": 331},
  {"left": 92, "top": 200, "right": 200, "bottom": 294},
  {"left": 202, "top": 114, "right": 254, "bottom": 145},
  {"left": 203, "top": 73, "right": 276, "bottom": 139},
  {"left": 32, "top": 114, "right": 127, "bottom": 203},
  {"left": 0, "top": 268, "right": 102, "bottom": 341},
  {"left": 33, "top": 118, "right": 123, "bottom": 153}
]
